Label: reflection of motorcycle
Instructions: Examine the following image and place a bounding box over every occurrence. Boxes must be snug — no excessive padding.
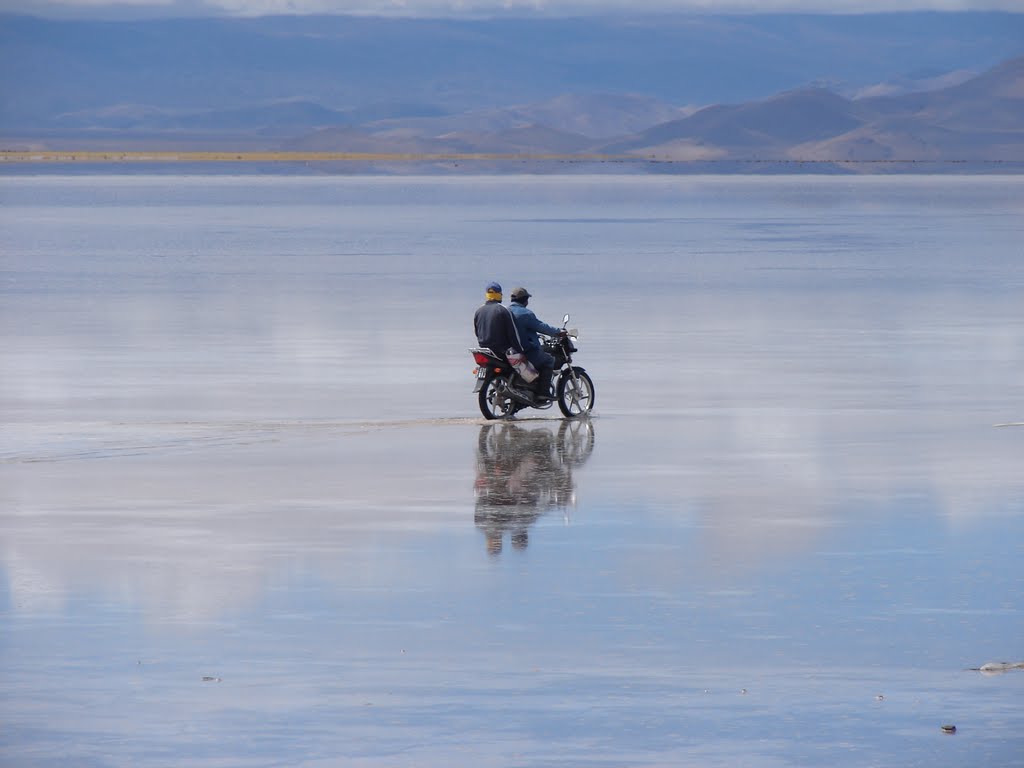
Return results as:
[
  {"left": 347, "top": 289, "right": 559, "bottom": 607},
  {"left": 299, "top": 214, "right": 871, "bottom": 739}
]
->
[
  {"left": 469, "top": 313, "right": 596, "bottom": 420},
  {"left": 474, "top": 420, "right": 595, "bottom": 556}
]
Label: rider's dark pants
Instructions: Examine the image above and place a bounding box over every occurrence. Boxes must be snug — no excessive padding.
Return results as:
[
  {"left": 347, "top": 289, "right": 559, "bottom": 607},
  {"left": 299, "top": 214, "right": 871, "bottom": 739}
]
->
[{"left": 527, "top": 348, "right": 555, "bottom": 396}]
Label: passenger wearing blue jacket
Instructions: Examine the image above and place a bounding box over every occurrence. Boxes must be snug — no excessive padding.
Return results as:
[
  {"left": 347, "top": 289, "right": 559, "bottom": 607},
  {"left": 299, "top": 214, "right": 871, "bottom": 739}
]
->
[{"left": 509, "top": 286, "right": 566, "bottom": 404}]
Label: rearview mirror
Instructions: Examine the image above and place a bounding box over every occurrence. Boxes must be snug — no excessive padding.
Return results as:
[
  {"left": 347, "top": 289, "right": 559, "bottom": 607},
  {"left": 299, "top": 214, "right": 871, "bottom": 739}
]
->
[{"left": 563, "top": 313, "right": 570, "bottom": 327}]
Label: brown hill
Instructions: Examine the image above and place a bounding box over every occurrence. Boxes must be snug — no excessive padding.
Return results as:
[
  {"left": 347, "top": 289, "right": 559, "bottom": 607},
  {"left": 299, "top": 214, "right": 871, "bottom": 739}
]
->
[
  {"left": 618, "top": 55, "right": 1024, "bottom": 163},
  {"left": 798, "top": 56, "right": 1024, "bottom": 161},
  {"left": 604, "top": 88, "right": 868, "bottom": 158}
]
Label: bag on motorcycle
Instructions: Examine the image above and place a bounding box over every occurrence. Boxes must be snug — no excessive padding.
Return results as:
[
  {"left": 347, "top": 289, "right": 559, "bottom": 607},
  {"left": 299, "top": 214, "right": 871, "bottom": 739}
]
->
[{"left": 505, "top": 349, "right": 539, "bottom": 383}]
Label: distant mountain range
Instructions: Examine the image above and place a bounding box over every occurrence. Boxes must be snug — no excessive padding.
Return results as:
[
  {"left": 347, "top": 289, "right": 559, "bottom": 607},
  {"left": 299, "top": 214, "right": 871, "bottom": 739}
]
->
[
  {"left": 1, "top": 12, "right": 1022, "bottom": 168},
  {"left": 602, "top": 56, "right": 1024, "bottom": 163}
]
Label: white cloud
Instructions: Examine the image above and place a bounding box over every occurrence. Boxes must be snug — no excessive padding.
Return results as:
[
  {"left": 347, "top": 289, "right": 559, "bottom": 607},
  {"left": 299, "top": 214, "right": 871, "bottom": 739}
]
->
[{"left": 6, "top": 0, "right": 1024, "bottom": 18}]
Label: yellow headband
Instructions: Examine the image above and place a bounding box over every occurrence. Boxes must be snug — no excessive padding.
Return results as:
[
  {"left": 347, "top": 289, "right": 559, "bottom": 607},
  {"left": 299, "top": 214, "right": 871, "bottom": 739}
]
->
[{"left": 485, "top": 290, "right": 502, "bottom": 301}]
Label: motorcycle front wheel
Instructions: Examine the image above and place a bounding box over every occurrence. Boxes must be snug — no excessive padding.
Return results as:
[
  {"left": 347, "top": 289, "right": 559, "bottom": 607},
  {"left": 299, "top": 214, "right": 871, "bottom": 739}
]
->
[
  {"left": 479, "top": 375, "right": 518, "bottom": 420},
  {"left": 557, "top": 369, "right": 595, "bottom": 418}
]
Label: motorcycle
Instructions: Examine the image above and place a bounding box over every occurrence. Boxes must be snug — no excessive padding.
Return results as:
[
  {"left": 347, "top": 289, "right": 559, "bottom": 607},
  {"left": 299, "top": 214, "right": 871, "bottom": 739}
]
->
[{"left": 469, "top": 313, "right": 596, "bottom": 420}]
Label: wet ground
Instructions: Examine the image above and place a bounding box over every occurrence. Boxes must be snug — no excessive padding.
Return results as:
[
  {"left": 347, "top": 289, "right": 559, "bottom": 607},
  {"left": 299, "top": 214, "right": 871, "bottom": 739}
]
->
[{"left": 2, "top": 174, "right": 1023, "bottom": 766}]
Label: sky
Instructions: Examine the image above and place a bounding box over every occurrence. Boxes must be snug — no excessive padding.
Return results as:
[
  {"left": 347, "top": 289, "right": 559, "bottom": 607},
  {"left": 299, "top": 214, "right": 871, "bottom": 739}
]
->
[{"left": 4, "top": 0, "right": 1024, "bottom": 18}]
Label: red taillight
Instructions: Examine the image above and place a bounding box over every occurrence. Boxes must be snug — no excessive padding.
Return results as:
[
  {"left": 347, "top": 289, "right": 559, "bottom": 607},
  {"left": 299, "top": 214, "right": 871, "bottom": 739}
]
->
[{"left": 473, "top": 352, "right": 492, "bottom": 365}]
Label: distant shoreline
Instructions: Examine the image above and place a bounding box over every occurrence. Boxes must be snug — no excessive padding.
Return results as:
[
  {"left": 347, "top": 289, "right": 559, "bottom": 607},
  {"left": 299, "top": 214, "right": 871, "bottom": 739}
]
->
[
  {"left": 0, "top": 151, "right": 617, "bottom": 163},
  {"left": 2, "top": 151, "right": 1021, "bottom": 174}
]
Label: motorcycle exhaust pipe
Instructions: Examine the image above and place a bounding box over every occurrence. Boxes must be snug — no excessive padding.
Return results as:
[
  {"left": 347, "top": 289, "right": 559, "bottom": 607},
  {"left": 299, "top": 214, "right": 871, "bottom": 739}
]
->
[{"left": 506, "top": 385, "right": 537, "bottom": 405}]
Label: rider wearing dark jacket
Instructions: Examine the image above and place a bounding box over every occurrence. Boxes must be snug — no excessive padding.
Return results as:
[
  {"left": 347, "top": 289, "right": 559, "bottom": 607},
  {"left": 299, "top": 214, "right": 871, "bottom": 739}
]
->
[
  {"left": 508, "top": 286, "right": 563, "bottom": 402},
  {"left": 474, "top": 281, "right": 522, "bottom": 357}
]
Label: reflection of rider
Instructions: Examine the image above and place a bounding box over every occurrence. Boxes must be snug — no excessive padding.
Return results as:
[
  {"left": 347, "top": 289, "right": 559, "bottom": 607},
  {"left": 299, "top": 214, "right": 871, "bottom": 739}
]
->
[
  {"left": 508, "top": 287, "right": 564, "bottom": 403},
  {"left": 474, "top": 421, "right": 594, "bottom": 556}
]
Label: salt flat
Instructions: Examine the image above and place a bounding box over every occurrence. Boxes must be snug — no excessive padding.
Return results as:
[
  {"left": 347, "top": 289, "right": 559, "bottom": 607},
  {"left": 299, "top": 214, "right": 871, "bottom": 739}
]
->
[{"left": 2, "top": 174, "right": 1022, "bottom": 766}]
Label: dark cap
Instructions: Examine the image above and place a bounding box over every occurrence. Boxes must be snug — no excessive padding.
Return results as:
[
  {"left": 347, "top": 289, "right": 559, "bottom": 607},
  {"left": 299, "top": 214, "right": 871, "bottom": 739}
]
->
[
  {"left": 485, "top": 281, "right": 502, "bottom": 294},
  {"left": 510, "top": 287, "right": 531, "bottom": 301}
]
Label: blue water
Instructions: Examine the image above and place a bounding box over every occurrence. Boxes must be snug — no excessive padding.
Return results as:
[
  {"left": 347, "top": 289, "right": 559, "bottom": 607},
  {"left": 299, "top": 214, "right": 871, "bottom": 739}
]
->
[{"left": 2, "top": 174, "right": 1023, "bottom": 767}]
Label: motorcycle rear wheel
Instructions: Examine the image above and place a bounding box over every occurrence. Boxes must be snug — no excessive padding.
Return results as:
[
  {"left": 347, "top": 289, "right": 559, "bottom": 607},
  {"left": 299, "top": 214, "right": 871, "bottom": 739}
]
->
[
  {"left": 557, "top": 370, "right": 595, "bottom": 418},
  {"left": 479, "top": 375, "right": 518, "bottom": 420}
]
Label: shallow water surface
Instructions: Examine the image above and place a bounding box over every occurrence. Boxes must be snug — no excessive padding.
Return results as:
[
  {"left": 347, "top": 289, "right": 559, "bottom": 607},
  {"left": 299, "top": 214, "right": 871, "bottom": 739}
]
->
[{"left": 2, "top": 174, "right": 1023, "bottom": 767}]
